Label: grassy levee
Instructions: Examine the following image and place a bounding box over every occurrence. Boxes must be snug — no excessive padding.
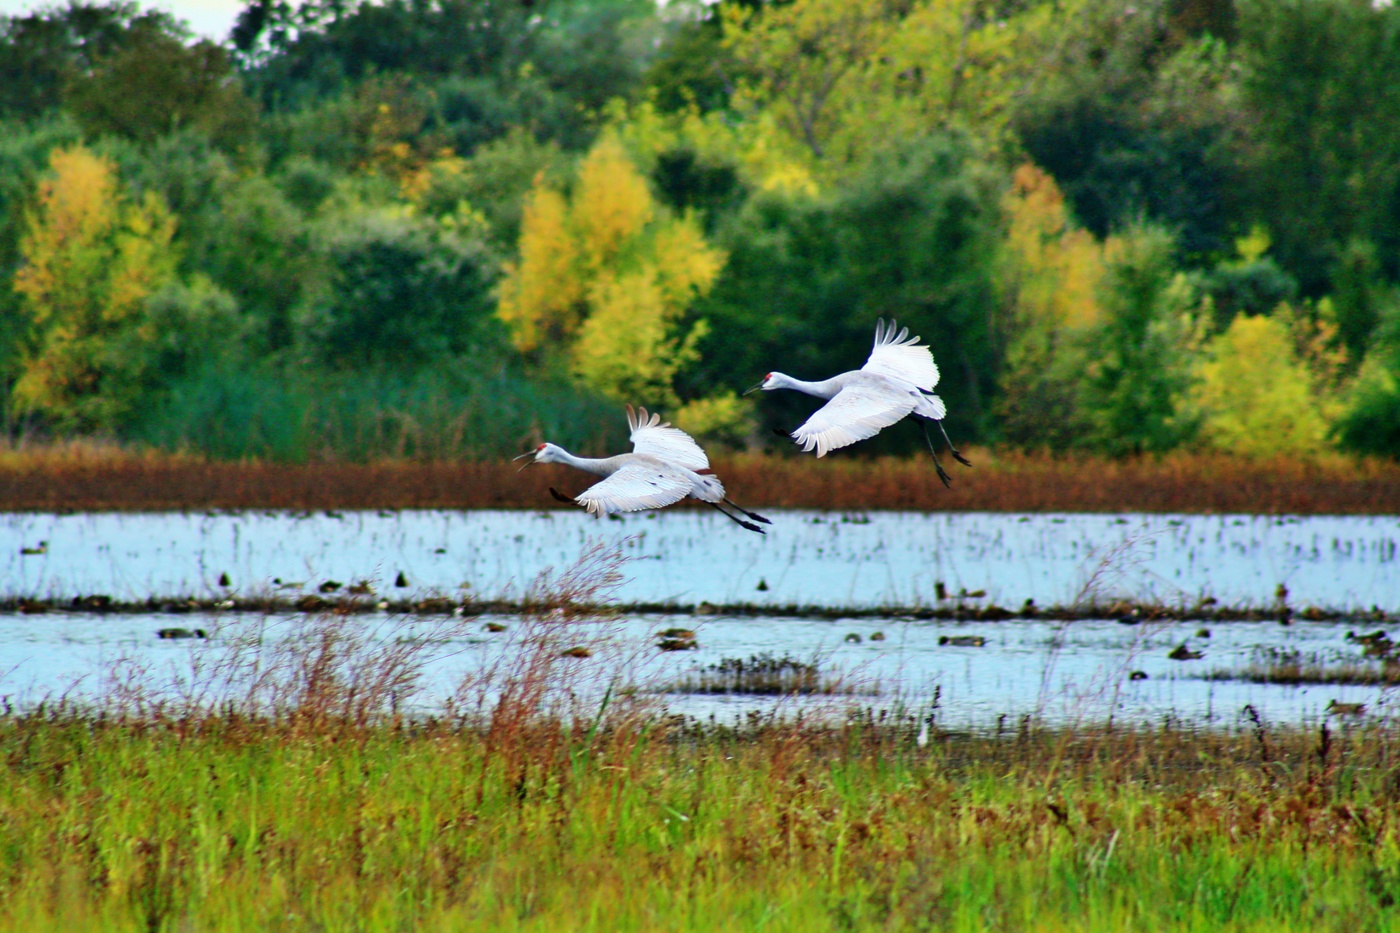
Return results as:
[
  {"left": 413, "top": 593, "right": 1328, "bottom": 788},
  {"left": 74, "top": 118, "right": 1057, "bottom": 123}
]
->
[
  {"left": 0, "top": 713, "right": 1396, "bottom": 931},
  {"left": 1, "top": 445, "right": 1397, "bottom": 512}
]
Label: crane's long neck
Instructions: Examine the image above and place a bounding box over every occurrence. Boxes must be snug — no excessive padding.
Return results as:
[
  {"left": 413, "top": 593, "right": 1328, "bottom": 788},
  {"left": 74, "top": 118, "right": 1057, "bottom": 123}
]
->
[
  {"left": 550, "top": 450, "right": 628, "bottom": 477},
  {"left": 774, "top": 373, "right": 847, "bottom": 400}
]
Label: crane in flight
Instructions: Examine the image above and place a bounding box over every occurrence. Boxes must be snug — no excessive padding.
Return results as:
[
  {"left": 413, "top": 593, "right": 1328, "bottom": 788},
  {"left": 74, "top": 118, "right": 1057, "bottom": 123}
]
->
[
  {"left": 515, "top": 405, "right": 772, "bottom": 533},
  {"left": 745, "top": 319, "right": 971, "bottom": 486}
]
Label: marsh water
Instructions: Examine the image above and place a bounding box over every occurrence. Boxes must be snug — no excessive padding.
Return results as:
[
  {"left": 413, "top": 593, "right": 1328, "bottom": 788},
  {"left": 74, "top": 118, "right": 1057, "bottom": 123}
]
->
[{"left": 1, "top": 509, "right": 1398, "bottom": 727}]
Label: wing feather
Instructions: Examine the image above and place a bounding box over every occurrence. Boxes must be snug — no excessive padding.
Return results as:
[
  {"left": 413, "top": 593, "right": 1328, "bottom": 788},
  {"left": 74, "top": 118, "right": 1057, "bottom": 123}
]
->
[
  {"left": 626, "top": 405, "right": 709, "bottom": 471},
  {"left": 862, "top": 318, "right": 940, "bottom": 390},
  {"left": 574, "top": 461, "right": 692, "bottom": 515},
  {"left": 791, "top": 384, "right": 916, "bottom": 458}
]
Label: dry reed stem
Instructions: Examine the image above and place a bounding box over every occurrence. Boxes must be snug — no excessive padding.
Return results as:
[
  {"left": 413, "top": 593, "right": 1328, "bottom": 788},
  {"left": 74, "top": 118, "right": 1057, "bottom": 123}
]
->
[{"left": 0, "top": 446, "right": 1397, "bottom": 512}]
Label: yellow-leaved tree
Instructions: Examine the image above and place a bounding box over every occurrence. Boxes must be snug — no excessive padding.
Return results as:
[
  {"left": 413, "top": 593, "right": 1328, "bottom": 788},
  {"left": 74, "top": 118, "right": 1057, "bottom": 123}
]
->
[
  {"left": 1191, "top": 312, "right": 1334, "bottom": 458},
  {"left": 498, "top": 133, "right": 735, "bottom": 428},
  {"left": 12, "top": 146, "right": 177, "bottom": 432},
  {"left": 994, "top": 164, "right": 1113, "bottom": 447},
  {"left": 723, "top": 0, "right": 1077, "bottom": 178}
]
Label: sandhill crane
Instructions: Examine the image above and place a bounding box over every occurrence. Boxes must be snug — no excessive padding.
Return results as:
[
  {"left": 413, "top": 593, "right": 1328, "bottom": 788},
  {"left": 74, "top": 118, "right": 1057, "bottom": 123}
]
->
[
  {"left": 746, "top": 319, "right": 971, "bottom": 486},
  {"left": 515, "top": 405, "right": 772, "bottom": 533}
]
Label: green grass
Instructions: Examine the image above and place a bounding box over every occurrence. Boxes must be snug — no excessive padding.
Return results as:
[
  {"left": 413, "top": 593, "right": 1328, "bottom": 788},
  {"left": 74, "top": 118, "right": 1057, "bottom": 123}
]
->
[
  {"left": 0, "top": 712, "right": 1397, "bottom": 931},
  {"left": 124, "top": 358, "right": 627, "bottom": 462}
]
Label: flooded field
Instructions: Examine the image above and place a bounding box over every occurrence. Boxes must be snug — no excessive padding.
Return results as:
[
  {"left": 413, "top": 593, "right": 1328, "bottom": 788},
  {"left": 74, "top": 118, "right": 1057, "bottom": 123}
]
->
[
  {"left": 1, "top": 509, "right": 1397, "bottom": 727},
  {"left": 3, "top": 508, "right": 1399, "bottom": 609},
  {"left": 0, "top": 608, "right": 1386, "bottom": 730}
]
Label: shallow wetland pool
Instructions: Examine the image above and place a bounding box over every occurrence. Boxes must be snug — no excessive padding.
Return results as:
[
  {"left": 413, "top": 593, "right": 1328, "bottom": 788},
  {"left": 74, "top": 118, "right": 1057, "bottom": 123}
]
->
[{"left": 1, "top": 508, "right": 1398, "bottom": 727}]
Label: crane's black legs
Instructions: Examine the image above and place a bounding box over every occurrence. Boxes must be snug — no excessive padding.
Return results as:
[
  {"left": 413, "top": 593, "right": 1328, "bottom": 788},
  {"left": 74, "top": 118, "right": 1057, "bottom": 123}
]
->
[
  {"left": 724, "top": 498, "right": 772, "bottom": 526},
  {"left": 920, "top": 423, "right": 954, "bottom": 488},
  {"left": 937, "top": 419, "right": 972, "bottom": 467},
  {"left": 707, "top": 501, "right": 766, "bottom": 534}
]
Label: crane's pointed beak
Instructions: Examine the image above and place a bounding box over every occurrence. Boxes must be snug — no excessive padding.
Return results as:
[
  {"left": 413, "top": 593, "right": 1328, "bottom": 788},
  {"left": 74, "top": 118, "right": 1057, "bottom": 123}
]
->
[
  {"left": 743, "top": 380, "right": 765, "bottom": 396},
  {"left": 513, "top": 450, "right": 536, "bottom": 472}
]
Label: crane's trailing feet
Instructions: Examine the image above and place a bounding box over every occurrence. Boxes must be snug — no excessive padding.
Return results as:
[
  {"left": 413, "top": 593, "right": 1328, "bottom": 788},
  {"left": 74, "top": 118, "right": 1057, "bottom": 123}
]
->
[
  {"left": 746, "top": 318, "right": 971, "bottom": 487},
  {"left": 515, "top": 405, "right": 772, "bottom": 533}
]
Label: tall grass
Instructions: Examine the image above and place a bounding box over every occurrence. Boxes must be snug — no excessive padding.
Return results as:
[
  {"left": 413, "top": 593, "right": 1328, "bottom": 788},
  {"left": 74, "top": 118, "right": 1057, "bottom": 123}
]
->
[
  {"left": 0, "top": 710, "right": 1396, "bottom": 929},
  {"left": 124, "top": 360, "right": 629, "bottom": 462}
]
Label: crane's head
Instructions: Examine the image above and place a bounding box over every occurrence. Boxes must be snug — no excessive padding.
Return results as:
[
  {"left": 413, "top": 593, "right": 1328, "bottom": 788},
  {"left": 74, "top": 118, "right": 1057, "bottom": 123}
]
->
[
  {"left": 513, "top": 442, "right": 565, "bottom": 470},
  {"left": 743, "top": 372, "right": 784, "bottom": 395}
]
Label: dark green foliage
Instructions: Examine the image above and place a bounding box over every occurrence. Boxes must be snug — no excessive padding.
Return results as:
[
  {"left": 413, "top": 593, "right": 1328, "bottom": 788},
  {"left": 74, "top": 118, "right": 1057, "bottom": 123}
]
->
[
  {"left": 651, "top": 147, "right": 745, "bottom": 232},
  {"left": 1191, "top": 256, "right": 1297, "bottom": 329},
  {"left": 1014, "top": 7, "right": 1239, "bottom": 260},
  {"left": 693, "top": 133, "right": 1001, "bottom": 447},
  {"left": 1336, "top": 307, "right": 1400, "bottom": 458},
  {"left": 64, "top": 32, "right": 255, "bottom": 146},
  {"left": 1236, "top": 0, "right": 1400, "bottom": 296},
  {"left": 0, "top": 1, "right": 187, "bottom": 120},
  {"left": 238, "top": 0, "right": 659, "bottom": 153},
  {"left": 308, "top": 212, "right": 499, "bottom": 369}
]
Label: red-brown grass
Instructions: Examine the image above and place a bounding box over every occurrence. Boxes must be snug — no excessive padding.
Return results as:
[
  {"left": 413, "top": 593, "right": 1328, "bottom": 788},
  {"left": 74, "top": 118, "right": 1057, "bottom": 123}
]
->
[{"left": 0, "top": 443, "right": 1397, "bottom": 513}]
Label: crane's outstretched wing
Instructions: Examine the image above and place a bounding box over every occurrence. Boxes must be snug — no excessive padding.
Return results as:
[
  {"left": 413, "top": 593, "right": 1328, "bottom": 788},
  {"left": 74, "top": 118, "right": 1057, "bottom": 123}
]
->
[
  {"left": 626, "top": 405, "right": 709, "bottom": 471},
  {"left": 862, "top": 318, "right": 940, "bottom": 390},
  {"left": 574, "top": 461, "right": 692, "bottom": 515},
  {"left": 790, "top": 384, "right": 917, "bottom": 458}
]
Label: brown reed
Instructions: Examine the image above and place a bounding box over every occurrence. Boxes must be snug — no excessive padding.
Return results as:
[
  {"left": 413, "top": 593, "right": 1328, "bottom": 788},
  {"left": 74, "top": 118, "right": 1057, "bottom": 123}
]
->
[{"left": 0, "top": 444, "right": 1397, "bottom": 513}]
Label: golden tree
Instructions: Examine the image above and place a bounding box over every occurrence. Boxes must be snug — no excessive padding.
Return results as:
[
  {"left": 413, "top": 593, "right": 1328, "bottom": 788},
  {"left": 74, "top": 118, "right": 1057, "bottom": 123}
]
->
[
  {"left": 1191, "top": 313, "right": 1333, "bottom": 458},
  {"left": 12, "top": 146, "right": 177, "bottom": 431},
  {"left": 498, "top": 134, "right": 725, "bottom": 413}
]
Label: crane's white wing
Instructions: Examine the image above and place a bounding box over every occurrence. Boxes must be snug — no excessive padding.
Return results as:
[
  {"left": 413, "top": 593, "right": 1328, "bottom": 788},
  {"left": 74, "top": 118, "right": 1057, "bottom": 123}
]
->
[
  {"left": 574, "top": 461, "right": 692, "bottom": 515},
  {"left": 861, "top": 318, "right": 940, "bottom": 390},
  {"left": 790, "top": 384, "right": 917, "bottom": 458},
  {"left": 626, "top": 405, "right": 709, "bottom": 471}
]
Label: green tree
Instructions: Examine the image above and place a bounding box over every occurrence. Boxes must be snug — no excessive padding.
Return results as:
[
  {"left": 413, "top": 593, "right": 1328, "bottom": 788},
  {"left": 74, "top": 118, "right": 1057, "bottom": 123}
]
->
[
  {"left": 1236, "top": 0, "right": 1400, "bottom": 294},
  {"left": 305, "top": 207, "right": 500, "bottom": 369},
  {"left": 0, "top": 1, "right": 186, "bottom": 120},
  {"left": 1078, "top": 226, "right": 1203, "bottom": 454},
  {"left": 64, "top": 31, "right": 256, "bottom": 147}
]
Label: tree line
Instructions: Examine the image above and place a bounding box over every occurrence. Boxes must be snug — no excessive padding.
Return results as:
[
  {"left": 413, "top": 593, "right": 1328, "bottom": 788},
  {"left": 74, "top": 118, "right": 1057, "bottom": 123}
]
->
[{"left": 0, "top": 0, "right": 1397, "bottom": 461}]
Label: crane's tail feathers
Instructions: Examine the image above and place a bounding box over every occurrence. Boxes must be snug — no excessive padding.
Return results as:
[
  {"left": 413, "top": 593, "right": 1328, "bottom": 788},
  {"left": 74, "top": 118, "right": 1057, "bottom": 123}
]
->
[
  {"left": 548, "top": 487, "right": 576, "bottom": 504},
  {"left": 707, "top": 501, "right": 766, "bottom": 534},
  {"left": 724, "top": 497, "right": 772, "bottom": 525}
]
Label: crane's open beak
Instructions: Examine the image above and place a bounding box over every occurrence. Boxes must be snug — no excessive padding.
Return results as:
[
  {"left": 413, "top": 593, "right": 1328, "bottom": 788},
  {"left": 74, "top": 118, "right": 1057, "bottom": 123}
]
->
[
  {"left": 742, "top": 379, "right": 765, "bottom": 396},
  {"left": 513, "top": 450, "right": 536, "bottom": 472}
]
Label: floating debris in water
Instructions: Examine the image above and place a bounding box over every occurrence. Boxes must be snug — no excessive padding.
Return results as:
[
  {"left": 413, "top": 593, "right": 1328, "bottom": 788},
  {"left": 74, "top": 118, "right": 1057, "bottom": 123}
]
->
[
  {"left": 870, "top": 631, "right": 886, "bottom": 641},
  {"left": 157, "top": 628, "right": 206, "bottom": 640},
  {"left": 318, "top": 580, "right": 342, "bottom": 593},
  {"left": 560, "top": 646, "right": 592, "bottom": 659},
  {"left": 484, "top": 622, "right": 507, "bottom": 633},
  {"left": 1129, "top": 670, "right": 1149, "bottom": 681},
  {"left": 1168, "top": 643, "right": 1204, "bottom": 661},
  {"left": 395, "top": 571, "right": 409, "bottom": 588},
  {"left": 217, "top": 572, "right": 231, "bottom": 587},
  {"left": 939, "top": 635, "right": 985, "bottom": 647},
  {"left": 845, "top": 633, "right": 862, "bottom": 644},
  {"left": 756, "top": 578, "right": 769, "bottom": 592},
  {"left": 18, "top": 541, "right": 46, "bottom": 556},
  {"left": 1327, "top": 700, "right": 1366, "bottom": 716}
]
